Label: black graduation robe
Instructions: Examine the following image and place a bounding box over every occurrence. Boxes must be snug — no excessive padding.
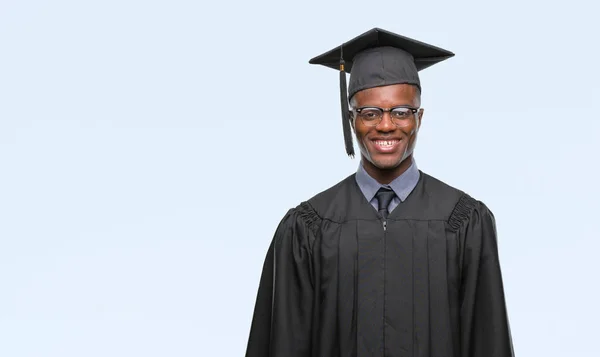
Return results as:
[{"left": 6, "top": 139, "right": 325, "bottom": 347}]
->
[{"left": 245, "top": 172, "right": 514, "bottom": 357}]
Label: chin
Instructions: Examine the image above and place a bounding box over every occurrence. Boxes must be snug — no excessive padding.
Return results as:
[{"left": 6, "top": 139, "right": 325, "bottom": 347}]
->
[
  {"left": 360, "top": 144, "right": 411, "bottom": 171},
  {"left": 366, "top": 154, "right": 404, "bottom": 170},
  {"left": 365, "top": 149, "right": 414, "bottom": 171}
]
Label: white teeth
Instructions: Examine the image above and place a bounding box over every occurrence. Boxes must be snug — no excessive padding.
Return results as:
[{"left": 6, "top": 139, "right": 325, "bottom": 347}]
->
[{"left": 375, "top": 140, "right": 397, "bottom": 147}]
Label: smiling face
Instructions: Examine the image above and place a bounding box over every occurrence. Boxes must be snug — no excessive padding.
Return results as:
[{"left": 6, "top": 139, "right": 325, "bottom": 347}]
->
[{"left": 350, "top": 83, "right": 424, "bottom": 183}]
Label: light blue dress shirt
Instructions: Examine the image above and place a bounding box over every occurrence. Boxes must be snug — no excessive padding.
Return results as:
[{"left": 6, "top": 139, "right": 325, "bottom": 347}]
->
[{"left": 355, "top": 158, "right": 421, "bottom": 213}]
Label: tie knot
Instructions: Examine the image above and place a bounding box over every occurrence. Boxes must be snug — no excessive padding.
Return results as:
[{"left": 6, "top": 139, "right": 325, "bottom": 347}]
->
[{"left": 375, "top": 187, "right": 396, "bottom": 215}]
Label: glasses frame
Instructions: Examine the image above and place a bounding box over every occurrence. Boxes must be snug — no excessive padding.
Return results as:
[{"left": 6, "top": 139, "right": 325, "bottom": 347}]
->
[{"left": 351, "top": 105, "right": 420, "bottom": 127}]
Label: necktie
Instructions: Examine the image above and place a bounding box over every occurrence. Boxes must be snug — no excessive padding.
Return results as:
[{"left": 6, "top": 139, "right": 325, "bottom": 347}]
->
[{"left": 375, "top": 187, "right": 396, "bottom": 219}]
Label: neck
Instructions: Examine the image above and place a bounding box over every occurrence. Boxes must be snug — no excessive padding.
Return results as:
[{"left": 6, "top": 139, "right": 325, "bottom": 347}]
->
[{"left": 361, "top": 155, "right": 413, "bottom": 185}]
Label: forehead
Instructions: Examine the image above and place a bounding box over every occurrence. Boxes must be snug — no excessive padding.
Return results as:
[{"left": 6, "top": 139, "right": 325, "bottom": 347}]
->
[{"left": 352, "top": 84, "right": 419, "bottom": 106}]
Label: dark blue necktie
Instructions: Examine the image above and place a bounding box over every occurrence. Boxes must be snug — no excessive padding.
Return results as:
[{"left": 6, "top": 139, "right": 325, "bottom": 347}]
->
[{"left": 376, "top": 187, "right": 396, "bottom": 219}]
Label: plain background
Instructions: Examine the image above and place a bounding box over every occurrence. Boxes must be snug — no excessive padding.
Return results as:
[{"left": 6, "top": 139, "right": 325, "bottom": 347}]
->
[{"left": 1, "top": 0, "right": 599, "bottom": 356}]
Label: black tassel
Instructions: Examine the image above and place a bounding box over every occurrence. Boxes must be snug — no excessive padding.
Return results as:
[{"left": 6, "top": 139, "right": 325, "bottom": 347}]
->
[{"left": 339, "top": 55, "right": 354, "bottom": 158}]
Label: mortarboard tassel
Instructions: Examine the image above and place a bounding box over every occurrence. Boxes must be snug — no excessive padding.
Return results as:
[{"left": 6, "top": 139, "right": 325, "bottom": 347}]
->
[{"left": 339, "top": 52, "right": 355, "bottom": 158}]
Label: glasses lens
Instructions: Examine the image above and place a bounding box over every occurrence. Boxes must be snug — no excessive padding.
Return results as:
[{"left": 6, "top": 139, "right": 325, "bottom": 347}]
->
[
  {"left": 358, "top": 108, "right": 382, "bottom": 126},
  {"left": 390, "top": 108, "right": 415, "bottom": 126}
]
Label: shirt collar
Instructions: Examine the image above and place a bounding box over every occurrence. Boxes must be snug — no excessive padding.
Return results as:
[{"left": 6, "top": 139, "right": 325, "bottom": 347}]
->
[{"left": 355, "top": 158, "right": 421, "bottom": 203}]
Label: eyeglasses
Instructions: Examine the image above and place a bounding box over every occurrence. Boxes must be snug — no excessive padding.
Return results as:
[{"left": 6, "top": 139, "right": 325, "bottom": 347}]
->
[{"left": 351, "top": 106, "right": 419, "bottom": 127}]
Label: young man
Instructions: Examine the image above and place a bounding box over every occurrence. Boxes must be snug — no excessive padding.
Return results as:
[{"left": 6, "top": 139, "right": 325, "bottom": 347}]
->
[{"left": 245, "top": 28, "right": 514, "bottom": 357}]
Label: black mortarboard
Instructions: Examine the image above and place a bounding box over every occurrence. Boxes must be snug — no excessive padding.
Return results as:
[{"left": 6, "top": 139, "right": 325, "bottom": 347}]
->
[{"left": 309, "top": 28, "right": 455, "bottom": 157}]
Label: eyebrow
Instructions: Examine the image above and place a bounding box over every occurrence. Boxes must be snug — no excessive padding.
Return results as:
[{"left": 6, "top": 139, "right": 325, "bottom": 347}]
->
[{"left": 355, "top": 104, "right": 416, "bottom": 109}]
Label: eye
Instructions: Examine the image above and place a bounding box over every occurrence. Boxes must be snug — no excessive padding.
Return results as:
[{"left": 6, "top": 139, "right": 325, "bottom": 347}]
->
[
  {"left": 359, "top": 108, "right": 381, "bottom": 120},
  {"left": 391, "top": 108, "right": 411, "bottom": 119}
]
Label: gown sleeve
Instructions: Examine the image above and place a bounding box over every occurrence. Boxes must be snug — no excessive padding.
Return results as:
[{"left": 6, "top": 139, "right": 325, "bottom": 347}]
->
[
  {"left": 245, "top": 204, "right": 317, "bottom": 357},
  {"left": 456, "top": 196, "right": 515, "bottom": 357}
]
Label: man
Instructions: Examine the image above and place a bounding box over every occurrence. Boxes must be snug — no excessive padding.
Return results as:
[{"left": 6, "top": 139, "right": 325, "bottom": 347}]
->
[{"left": 245, "top": 28, "right": 514, "bottom": 357}]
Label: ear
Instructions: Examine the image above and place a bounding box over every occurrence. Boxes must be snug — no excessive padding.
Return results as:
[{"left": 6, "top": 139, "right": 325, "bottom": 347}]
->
[
  {"left": 417, "top": 108, "right": 424, "bottom": 128},
  {"left": 349, "top": 112, "right": 356, "bottom": 132}
]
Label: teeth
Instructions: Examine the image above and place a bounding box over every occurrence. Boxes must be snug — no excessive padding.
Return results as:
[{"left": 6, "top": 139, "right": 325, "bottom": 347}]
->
[{"left": 375, "top": 140, "right": 397, "bottom": 147}]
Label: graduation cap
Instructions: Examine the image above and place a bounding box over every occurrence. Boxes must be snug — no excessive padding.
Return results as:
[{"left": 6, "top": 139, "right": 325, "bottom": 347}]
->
[{"left": 309, "top": 28, "right": 455, "bottom": 157}]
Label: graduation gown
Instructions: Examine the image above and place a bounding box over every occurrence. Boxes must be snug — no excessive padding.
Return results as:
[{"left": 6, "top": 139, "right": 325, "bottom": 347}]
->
[{"left": 245, "top": 172, "right": 514, "bottom": 357}]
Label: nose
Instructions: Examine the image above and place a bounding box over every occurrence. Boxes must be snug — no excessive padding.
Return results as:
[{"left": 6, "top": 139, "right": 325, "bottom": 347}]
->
[{"left": 375, "top": 112, "right": 396, "bottom": 132}]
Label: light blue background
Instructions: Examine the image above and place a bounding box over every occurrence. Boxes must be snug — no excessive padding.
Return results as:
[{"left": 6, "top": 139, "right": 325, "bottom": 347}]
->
[{"left": 1, "top": 0, "right": 599, "bottom": 356}]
